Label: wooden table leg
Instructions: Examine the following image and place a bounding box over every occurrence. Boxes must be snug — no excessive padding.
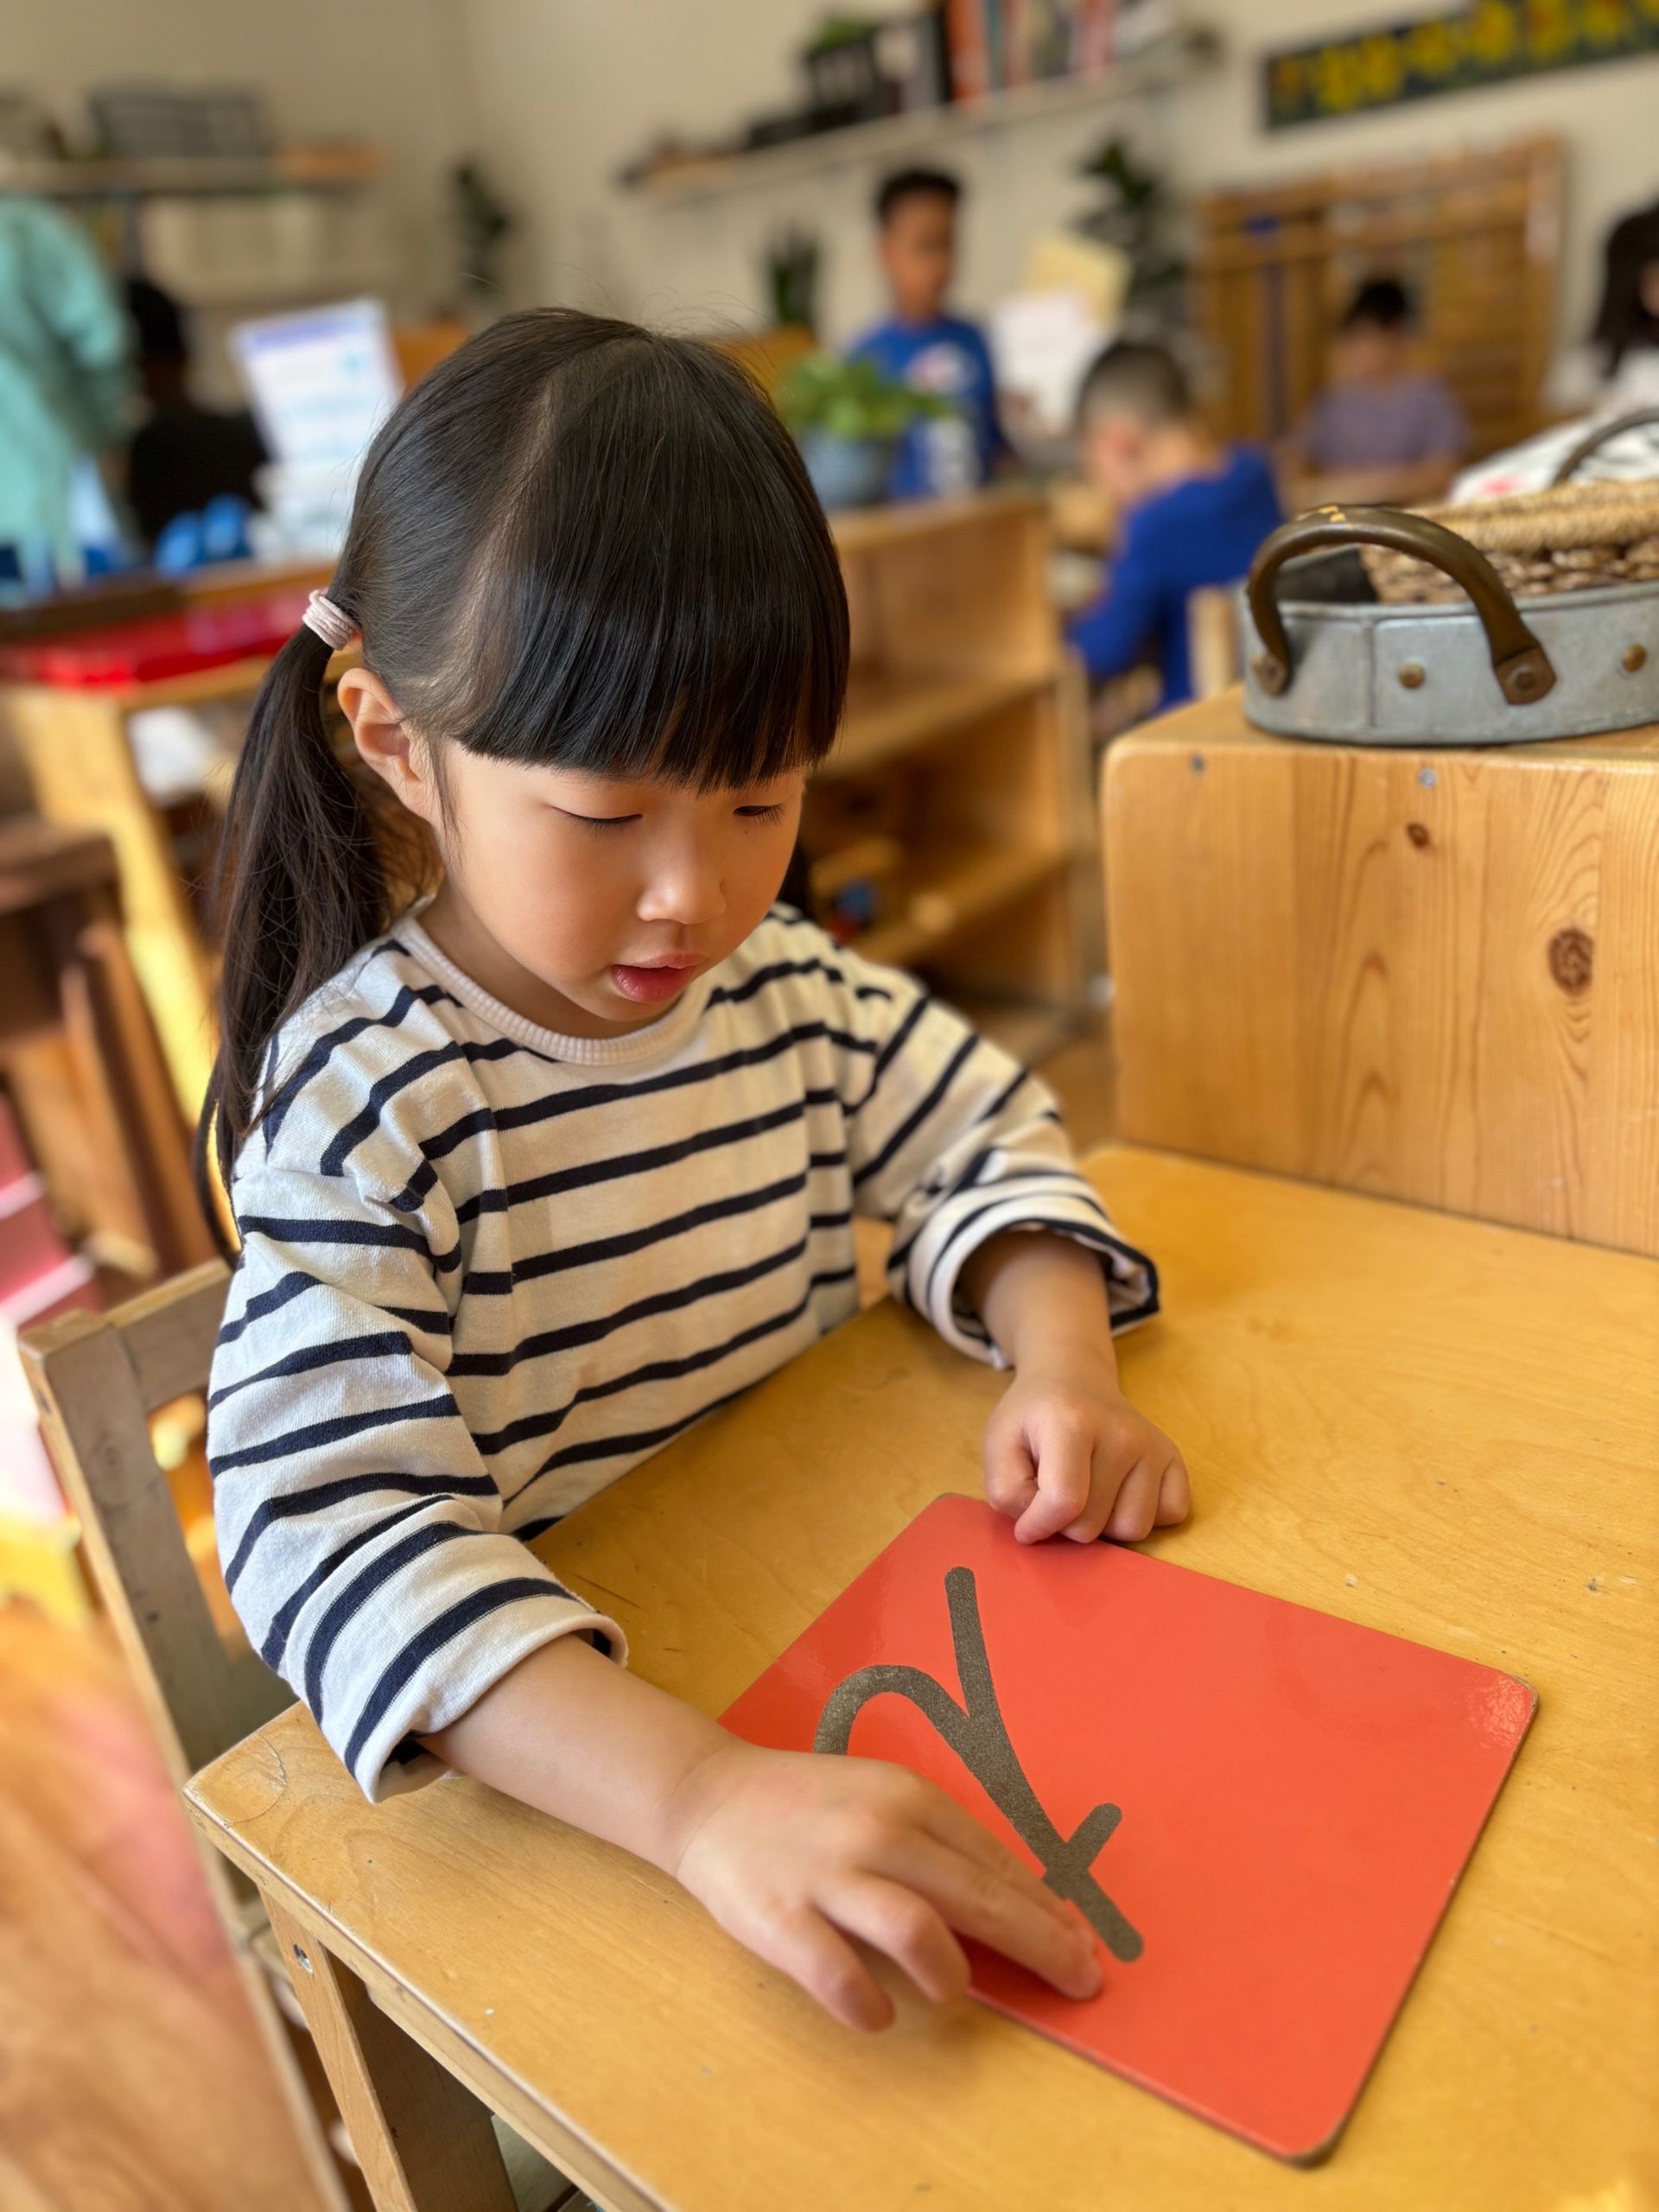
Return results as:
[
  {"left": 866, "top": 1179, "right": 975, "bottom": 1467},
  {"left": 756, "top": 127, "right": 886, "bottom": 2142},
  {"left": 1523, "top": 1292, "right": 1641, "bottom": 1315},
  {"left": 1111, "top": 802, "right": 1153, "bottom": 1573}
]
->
[{"left": 263, "top": 1891, "right": 518, "bottom": 2212}]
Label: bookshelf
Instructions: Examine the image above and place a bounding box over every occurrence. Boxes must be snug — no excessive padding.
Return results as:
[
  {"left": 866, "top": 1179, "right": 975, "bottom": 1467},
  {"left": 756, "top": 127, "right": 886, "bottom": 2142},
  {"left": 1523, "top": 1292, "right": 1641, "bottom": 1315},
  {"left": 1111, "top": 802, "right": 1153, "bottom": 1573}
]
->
[
  {"left": 628, "top": 39, "right": 1214, "bottom": 203},
  {"left": 813, "top": 486, "right": 1095, "bottom": 1061}
]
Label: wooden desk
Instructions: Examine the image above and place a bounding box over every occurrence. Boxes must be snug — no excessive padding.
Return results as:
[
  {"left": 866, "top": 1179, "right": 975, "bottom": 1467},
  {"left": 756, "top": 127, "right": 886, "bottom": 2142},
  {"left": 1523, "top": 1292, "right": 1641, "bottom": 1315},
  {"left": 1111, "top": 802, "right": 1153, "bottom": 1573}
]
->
[{"left": 186, "top": 1148, "right": 1659, "bottom": 2212}]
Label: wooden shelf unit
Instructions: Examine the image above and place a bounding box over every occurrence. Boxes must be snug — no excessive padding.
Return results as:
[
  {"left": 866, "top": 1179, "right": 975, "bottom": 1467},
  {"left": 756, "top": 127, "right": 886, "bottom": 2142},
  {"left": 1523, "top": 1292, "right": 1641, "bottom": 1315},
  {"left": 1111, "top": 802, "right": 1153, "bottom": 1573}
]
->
[
  {"left": 626, "top": 39, "right": 1214, "bottom": 202},
  {"left": 815, "top": 488, "right": 1095, "bottom": 1046},
  {"left": 0, "top": 147, "right": 386, "bottom": 198}
]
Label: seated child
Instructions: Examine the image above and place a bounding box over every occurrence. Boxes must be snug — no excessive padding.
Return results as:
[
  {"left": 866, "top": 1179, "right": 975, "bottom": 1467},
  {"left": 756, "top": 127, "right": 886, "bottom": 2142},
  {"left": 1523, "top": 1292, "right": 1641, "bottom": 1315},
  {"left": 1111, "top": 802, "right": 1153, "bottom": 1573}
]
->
[
  {"left": 204, "top": 309, "right": 1189, "bottom": 2036},
  {"left": 1068, "top": 340, "right": 1282, "bottom": 711},
  {"left": 1292, "top": 277, "right": 1467, "bottom": 505},
  {"left": 1459, "top": 202, "right": 1659, "bottom": 498},
  {"left": 125, "top": 276, "right": 265, "bottom": 550},
  {"left": 849, "top": 167, "right": 1003, "bottom": 500}
]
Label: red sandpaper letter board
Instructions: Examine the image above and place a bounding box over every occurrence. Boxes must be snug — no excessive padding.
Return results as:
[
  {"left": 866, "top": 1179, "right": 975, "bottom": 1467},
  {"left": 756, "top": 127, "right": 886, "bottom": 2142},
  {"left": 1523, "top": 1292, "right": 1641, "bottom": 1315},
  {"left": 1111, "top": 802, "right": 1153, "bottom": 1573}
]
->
[{"left": 721, "top": 1495, "right": 1535, "bottom": 2163}]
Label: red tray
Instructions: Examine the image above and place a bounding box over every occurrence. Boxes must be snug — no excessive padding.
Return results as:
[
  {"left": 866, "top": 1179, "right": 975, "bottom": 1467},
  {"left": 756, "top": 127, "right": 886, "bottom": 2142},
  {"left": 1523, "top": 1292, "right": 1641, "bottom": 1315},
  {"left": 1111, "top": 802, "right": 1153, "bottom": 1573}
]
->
[{"left": 0, "top": 588, "right": 314, "bottom": 688}]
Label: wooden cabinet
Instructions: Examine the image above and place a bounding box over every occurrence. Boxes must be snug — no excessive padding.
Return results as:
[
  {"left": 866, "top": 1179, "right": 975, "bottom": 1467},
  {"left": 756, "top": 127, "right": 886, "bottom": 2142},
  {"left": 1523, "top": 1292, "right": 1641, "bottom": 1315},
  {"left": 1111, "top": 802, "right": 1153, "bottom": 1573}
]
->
[
  {"left": 816, "top": 488, "right": 1095, "bottom": 1059},
  {"left": 1103, "top": 690, "right": 1659, "bottom": 1256}
]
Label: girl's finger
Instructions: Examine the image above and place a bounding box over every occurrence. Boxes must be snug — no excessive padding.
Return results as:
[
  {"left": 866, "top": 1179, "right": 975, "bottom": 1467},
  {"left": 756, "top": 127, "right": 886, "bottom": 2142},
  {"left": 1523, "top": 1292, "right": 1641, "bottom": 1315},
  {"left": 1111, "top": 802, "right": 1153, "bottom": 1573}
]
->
[
  {"left": 1061, "top": 1446, "right": 1118, "bottom": 1544},
  {"left": 818, "top": 1873, "right": 970, "bottom": 2006},
  {"left": 915, "top": 1792, "right": 1077, "bottom": 1931},
  {"left": 1155, "top": 1451, "right": 1192, "bottom": 1525},
  {"left": 1013, "top": 1421, "right": 1092, "bottom": 1543},
  {"left": 740, "top": 1900, "right": 894, "bottom": 2032},
  {"left": 982, "top": 1414, "right": 1038, "bottom": 1521},
  {"left": 1103, "top": 1454, "right": 1162, "bottom": 1542},
  {"left": 883, "top": 1833, "right": 1102, "bottom": 2001}
]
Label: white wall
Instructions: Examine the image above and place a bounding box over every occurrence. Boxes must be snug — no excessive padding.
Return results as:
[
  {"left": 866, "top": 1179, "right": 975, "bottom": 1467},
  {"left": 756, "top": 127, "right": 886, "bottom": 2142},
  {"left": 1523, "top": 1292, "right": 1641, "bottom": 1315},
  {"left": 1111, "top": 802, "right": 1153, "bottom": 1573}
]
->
[
  {"left": 7, "top": 0, "right": 475, "bottom": 313},
  {"left": 19, "top": 3, "right": 1658, "bottom": 366},
  {"left": 454, "top": 0, "right": 1659, "bottom": 362}
]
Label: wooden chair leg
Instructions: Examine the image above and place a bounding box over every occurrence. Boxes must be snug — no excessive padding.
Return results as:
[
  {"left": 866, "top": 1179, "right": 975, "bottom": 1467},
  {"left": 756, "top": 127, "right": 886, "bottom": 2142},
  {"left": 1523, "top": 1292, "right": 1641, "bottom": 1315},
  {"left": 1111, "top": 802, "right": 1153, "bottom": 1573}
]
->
[{"left": 262, "top": 1891, "right": 518, "bottom": 2212}]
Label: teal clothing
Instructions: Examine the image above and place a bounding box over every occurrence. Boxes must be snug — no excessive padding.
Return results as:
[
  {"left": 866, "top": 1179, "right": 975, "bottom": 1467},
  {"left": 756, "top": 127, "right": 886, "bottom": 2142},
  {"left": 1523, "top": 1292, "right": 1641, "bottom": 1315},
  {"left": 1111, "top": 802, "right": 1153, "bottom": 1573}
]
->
[{"left": 0, "top": 196, "right": 132, "bottom": 571}]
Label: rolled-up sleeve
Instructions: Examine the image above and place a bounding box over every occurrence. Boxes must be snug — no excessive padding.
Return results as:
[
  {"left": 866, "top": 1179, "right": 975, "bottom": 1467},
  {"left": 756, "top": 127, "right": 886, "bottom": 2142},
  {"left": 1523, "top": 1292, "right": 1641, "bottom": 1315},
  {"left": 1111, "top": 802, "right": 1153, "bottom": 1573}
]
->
[
  {"left": 832, "top": 950, "right": 1159, "bottom": 1363},
  {"left": 209, "top": 1161, "right": 624, "bottom": 1802}
]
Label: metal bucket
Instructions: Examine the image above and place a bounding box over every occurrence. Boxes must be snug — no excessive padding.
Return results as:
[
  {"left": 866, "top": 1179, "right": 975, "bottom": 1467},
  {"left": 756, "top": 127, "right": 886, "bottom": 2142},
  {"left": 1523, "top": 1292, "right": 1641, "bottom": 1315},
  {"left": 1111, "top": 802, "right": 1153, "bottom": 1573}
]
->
[{"left": 1240, "top": 504, "right": 1659, "bottom": 747}]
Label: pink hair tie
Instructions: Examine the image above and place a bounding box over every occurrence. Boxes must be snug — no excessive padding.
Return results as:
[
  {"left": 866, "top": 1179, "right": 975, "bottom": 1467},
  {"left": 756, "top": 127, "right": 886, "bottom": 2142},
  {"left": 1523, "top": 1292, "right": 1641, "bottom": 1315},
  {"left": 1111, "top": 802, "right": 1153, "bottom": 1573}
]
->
[{"left": 302, "top": 589, "right": 357, "bottom": 651}]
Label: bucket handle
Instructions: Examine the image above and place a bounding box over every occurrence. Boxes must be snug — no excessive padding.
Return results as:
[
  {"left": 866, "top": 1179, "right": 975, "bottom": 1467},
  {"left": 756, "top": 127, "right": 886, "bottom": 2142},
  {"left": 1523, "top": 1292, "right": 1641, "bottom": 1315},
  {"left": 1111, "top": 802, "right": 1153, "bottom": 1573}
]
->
[
  {"left": 1247, "top": 505, "right": 1557, "bottom": 709},
  {"left": 1548, "top": 405, "right": 1659, "bottom": 486}
]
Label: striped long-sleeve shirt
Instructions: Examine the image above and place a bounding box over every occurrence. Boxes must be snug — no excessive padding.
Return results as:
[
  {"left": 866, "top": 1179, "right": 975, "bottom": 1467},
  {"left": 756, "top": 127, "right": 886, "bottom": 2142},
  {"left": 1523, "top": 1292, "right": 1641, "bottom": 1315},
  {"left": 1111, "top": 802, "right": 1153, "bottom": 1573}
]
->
[{"left": 209, "top": 906, "right": 1158, "bottom": 1801}]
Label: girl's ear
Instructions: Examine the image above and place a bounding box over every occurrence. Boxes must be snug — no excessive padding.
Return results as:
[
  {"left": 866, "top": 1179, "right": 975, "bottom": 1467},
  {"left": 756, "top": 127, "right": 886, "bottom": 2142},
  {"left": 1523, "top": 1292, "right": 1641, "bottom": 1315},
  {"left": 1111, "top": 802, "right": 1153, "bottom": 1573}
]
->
[{"left": 336, "top": 667, "right": 441, "bottom": 827}]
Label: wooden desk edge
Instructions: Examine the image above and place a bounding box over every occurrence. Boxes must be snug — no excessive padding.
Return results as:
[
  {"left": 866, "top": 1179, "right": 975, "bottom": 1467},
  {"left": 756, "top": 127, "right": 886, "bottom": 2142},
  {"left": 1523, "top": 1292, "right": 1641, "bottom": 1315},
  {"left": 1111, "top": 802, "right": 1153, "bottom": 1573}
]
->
[
  {"left": 1104, "top": 689, "right": 1659, "bottom": 766},
  {"left": 182, "top": 1770, "right": 664, "bottom": 2212}
]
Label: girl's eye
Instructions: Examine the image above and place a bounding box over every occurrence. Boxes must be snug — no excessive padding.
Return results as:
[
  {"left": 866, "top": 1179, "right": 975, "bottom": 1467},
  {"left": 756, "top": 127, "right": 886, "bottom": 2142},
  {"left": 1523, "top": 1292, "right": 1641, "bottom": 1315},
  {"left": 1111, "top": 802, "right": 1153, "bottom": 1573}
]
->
[
  {"left": 735, "top": 804, "right": 785, "bottom": 823},
  {"left": 560, "top": 810, "right": 640, "bottom": 832}
]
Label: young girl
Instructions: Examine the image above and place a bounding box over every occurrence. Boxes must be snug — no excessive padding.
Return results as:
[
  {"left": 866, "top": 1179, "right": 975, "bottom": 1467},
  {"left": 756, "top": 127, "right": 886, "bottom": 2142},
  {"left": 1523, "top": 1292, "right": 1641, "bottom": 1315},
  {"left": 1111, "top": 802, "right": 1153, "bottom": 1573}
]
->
[{"left": 205, "top": 308, "right": 1189, "bottom": 2036}]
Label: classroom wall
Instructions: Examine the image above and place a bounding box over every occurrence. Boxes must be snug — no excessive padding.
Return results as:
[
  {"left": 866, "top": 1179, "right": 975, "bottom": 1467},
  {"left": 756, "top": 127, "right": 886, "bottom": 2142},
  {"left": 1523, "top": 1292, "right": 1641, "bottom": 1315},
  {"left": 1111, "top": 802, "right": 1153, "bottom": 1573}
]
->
[
  {"left": 8, "top": 0, "right": 475, "bottom": 313},
  {"left": 20, "top": 3, "right": 1659, "bottom": 383},
  {"left": 453, "top": 0, "right": 1161, "bottom": 343},
  {"left": 454, "top": 0, "right": 1659, "bottom": 371},
  {"left": 1164, "top": 0, "right": 1659, "bottom": 355}
]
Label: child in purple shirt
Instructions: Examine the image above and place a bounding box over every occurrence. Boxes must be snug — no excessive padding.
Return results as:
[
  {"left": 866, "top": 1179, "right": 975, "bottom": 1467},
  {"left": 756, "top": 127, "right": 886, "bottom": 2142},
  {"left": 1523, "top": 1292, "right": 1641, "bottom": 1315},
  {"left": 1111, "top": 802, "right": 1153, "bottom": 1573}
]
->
[{"left": 1294, "top": 278, "right": 1467, "bottom": 505}]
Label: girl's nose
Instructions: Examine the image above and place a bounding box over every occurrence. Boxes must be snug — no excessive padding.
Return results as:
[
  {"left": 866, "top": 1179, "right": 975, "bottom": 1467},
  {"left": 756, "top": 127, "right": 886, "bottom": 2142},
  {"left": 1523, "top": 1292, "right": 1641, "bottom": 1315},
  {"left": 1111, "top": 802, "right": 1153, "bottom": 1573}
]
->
[{"left": 637, "top": 855, "right": 726, "bottom": 929}]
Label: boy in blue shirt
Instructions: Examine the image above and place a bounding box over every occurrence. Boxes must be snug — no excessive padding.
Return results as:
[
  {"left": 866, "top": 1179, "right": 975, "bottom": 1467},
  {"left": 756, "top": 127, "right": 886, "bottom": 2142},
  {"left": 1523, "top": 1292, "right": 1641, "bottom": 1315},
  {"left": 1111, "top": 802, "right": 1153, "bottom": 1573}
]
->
[
  {"left": 849, "top": 168, "right": 1002, "bottom": 501},
  {"left": 1069, "top": 341, "right": 1282, "bottom": 710}
]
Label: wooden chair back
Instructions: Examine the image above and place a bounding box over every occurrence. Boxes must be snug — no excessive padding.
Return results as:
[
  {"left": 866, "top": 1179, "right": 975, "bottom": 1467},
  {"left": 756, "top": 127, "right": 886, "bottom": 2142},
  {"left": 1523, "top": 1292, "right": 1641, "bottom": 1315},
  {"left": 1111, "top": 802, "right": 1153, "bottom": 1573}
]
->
[
  {"left": 20, "top": 1263, "right": 575, "bottom": 2212},
  {"left": 21, "top": 1262, "right": 283, "bottom": 1789},
  {"left": 18, "top": 1263, "right": 367, "bottom": 2210},
  {"left": 1185, "top": 587, "right": 1242, "bottom": 702}
]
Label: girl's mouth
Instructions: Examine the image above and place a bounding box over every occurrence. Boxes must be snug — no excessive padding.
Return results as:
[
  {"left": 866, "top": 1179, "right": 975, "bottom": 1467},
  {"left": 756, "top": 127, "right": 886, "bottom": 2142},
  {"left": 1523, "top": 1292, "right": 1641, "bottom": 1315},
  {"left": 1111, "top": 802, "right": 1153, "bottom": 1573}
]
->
[{"left": 610, "top": 956, "right": 702, "bottom": 1004}]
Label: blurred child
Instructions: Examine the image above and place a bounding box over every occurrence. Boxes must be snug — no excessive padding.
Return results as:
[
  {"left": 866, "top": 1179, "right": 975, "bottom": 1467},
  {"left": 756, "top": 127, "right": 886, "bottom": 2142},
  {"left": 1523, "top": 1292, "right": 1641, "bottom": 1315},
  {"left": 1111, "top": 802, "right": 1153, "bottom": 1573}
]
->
[
  {"left": 1291, "top": 277, "right": 1466, "bottom": 505},
  {"left": 1068, "top": 340, "right": 1281, "bottom": 711},
  {"left": 0, "top": 194, "right": 131, "bottom": 588},
  {"left": 125, "top": 277, "right": 265, "bottom": 551},
  {"left": 1458, "top": 202, "right": 1659, "bottom": 497},
  {"left": 849, "top": 168, "right": 1003, "bottom": 499}
]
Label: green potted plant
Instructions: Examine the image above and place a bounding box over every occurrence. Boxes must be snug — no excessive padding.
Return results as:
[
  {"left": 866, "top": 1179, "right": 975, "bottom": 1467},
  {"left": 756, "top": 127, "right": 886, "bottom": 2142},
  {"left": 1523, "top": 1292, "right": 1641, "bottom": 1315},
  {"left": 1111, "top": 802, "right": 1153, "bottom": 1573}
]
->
[{"left": 776, "top": 352, "right": 953, "bottom": 508}]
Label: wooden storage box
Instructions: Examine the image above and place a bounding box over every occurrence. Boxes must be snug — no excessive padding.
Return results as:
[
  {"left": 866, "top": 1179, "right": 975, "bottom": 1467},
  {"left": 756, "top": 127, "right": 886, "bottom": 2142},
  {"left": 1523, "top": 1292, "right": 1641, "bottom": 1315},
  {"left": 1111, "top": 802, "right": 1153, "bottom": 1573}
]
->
[{"left": 1103, "top": 693, "right": 1659, "bottom": 1256}]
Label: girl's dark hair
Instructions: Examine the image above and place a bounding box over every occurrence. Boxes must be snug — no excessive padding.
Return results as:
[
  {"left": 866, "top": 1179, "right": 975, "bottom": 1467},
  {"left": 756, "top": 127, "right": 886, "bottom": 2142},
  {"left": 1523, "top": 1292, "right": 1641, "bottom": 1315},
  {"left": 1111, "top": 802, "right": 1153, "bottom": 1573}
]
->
[
  {"left": 200, "top": 308, "right": 849, "bottom": 1219},
  {"left": 1591, "top": 201, "right": 1659, "bottom": 373},
  {"left": 1339, "top": 276, "right": 1413, "bottom": 334}
]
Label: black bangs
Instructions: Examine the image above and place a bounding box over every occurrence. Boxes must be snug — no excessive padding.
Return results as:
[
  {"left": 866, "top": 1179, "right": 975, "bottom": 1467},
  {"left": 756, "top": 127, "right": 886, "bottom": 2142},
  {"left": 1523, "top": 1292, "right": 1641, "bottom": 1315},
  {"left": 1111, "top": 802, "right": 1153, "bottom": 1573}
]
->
[{"left": 353, "top": 315, "right": 849, "bottom": 791}]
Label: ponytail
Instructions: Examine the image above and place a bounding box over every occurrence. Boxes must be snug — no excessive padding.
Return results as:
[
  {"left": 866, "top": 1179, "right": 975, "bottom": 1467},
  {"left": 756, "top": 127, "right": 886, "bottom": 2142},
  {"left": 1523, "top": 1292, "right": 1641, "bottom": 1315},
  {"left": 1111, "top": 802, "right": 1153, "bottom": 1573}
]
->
[{"left": 198, "top": 614, "right": 388, "bottom": 1231}]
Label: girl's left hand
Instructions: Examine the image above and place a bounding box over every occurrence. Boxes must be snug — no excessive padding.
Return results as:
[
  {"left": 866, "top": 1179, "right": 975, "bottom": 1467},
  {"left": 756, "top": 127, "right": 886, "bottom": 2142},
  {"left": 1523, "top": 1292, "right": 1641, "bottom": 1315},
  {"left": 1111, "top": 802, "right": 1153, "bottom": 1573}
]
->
[{"left": 982, "top": 1353, "right": 1191, "bottom": 1546}]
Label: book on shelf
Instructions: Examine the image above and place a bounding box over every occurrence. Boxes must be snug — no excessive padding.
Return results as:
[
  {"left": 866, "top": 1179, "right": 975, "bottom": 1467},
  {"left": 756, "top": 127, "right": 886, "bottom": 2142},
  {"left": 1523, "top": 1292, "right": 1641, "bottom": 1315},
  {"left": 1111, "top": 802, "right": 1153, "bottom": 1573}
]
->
[
  {"left": 945, "top": 0, "right": 1164, "bottom": 98},
  {"left": 945, "top": 0, "right": 993, "bottom": 102}
]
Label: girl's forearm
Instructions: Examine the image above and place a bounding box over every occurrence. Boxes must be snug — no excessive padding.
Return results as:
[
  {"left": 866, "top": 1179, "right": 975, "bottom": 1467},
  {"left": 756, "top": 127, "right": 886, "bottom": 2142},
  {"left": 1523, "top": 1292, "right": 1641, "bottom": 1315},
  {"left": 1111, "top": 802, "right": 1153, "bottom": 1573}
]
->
[
  {"left": 425, "top": 1242, "right": 1121, "bottom": 1864},
  {"left": 961, "top": 1230, "right": 1118, "bottom": 1377},
  {"left": 419, "top": 1630, "right": 734, "bottom": 1873}
]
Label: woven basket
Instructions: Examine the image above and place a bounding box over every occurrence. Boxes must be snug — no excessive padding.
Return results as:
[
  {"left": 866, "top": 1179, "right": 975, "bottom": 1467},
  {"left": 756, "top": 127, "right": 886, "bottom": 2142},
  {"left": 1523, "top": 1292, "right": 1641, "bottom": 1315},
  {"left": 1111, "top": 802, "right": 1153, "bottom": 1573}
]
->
[{"left": 1363, "top": 479, "right": 1659, "bottom": 605}]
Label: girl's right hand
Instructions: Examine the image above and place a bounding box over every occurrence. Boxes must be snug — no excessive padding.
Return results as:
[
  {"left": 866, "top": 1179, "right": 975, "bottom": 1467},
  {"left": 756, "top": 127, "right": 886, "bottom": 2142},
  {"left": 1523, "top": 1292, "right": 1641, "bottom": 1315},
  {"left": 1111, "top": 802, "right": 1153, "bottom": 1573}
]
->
[{"left": 666, "top": 1741, "right": 1103, "bottom": 2031}]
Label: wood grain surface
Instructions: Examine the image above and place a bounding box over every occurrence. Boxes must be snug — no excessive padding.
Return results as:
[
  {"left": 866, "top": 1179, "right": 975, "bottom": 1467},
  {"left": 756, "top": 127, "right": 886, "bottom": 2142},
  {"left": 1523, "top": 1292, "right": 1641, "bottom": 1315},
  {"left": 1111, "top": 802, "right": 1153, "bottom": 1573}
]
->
[
  {"left": 1104, "top": 694, "right": 1659, "bottom": 1256},
  {"left": 188, "top": 1147, "right": 1659, "bottom": 2212},
  {"left": 0, "top": 1607, "right": 329, "bottom": 2212}
]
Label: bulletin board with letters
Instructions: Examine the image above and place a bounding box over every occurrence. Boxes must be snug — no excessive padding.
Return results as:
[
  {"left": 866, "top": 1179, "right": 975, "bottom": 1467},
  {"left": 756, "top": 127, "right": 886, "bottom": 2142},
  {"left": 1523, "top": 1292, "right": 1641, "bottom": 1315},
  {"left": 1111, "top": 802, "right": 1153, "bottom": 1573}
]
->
[{"left": 1262, "top": 0, "right": 1659, "bottom": 130}]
